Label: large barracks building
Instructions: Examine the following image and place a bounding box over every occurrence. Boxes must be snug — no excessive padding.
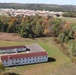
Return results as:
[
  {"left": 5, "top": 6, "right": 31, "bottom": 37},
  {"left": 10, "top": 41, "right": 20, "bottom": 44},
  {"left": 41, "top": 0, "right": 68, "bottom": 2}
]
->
[{"left": 0, "top": 44, "right": 48, "bottom": 67}]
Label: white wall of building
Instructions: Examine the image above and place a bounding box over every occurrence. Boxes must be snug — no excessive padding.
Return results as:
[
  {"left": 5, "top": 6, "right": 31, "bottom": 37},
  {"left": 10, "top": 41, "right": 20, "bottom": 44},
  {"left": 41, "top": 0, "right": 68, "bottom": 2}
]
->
[
  {"left": 0, "top": 48, "right": 26, "bottom": 53},
  {"left": 2, "top": 55, "right": 48, "bottom": 67}
]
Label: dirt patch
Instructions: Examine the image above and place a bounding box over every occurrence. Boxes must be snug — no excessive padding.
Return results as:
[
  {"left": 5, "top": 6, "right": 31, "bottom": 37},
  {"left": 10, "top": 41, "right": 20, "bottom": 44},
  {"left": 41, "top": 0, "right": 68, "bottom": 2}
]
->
[{"left": 0, "top": 32, "right": 26, "bottom": 41}]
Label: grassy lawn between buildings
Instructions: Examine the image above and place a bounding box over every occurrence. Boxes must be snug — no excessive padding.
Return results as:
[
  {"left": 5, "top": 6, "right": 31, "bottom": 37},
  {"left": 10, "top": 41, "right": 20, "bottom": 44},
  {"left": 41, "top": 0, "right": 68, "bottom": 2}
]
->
[{"left": 0, "top": 37, "right": 75, "bottom": 75}]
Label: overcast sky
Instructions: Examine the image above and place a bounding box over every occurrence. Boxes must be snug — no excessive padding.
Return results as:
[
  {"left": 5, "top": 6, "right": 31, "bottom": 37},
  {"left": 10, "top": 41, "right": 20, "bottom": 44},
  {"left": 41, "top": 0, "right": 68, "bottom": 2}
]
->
[{"left": 0, "top": 0, "right": 76, "bottom": 5}]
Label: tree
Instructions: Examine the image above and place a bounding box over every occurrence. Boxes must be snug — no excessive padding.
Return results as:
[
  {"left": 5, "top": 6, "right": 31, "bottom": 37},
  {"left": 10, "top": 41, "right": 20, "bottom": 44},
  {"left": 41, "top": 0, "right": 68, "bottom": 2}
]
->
[
  {"left": 52, "top": 19, "right": 62, "bottom": 37},
  {"left": 63, "top": 28, "right": 69, "bottom": 35},
  {"left": 7, "top": 18, "right": 19, "bottom": 33},
  {"left": 35, "top": 24, "right": 43, "bottom": 37},
  {"left": 0, "top": 61, "right": 5, "bottom": 75},
  {"left": 28, "top": 25, "right": 34, "bottom": 38},
  {"left": 69, "top": 30, "right": 74, "bottom": 39},
  {"left": 0, "top": 20, "right": 3, "bottom": 32},
  {"left": 58, "top": 33, "right": 65, "bottom": 43},
  {"left": 19, "top": 26, "right": 28, "bottom": 38},
  {"left": 71, "top": 41, "right": 76, "bottom": 56},
  {"left": 64, "top": 36, "right": 69, "bottom": 43}
]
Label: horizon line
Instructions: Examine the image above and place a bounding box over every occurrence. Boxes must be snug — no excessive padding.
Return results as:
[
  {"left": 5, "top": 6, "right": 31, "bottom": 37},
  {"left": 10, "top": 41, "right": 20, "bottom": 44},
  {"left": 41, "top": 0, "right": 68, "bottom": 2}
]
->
[{"left": 0, "top": 2, "right": 76, "bottom": 6}]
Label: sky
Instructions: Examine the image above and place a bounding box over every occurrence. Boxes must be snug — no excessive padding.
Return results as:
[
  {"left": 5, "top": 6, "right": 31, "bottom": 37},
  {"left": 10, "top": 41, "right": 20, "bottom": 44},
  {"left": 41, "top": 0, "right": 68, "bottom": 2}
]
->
[{"left": 0, "top": 0, "right": 76, "bottom": 5}]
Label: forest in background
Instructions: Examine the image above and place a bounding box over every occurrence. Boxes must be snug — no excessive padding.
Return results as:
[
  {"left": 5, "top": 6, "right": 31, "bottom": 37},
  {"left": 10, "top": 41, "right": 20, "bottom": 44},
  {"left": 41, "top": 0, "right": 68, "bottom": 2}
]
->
[
  {"left": 0, "top": 15, "right": 75, "bottom": 40},
  {"left": 0, "top": 3, "right": 76, "bottom": 12}
]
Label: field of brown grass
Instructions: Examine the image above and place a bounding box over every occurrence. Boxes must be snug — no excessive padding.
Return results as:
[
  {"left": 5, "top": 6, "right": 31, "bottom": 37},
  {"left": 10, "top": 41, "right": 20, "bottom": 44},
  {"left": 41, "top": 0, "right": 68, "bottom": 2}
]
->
[{"left": 0, "top": 32, "right": 26, "bottom": 41}]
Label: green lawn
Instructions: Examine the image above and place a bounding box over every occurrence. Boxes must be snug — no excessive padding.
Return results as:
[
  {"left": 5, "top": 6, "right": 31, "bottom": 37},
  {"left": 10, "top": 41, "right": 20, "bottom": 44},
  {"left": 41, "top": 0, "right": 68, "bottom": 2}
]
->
[
  {"left": 0, "top": 37, "right": 73, "bottom": 75},
  {"left": 59, "top": 17, "right": 76, "bottom": 23}
]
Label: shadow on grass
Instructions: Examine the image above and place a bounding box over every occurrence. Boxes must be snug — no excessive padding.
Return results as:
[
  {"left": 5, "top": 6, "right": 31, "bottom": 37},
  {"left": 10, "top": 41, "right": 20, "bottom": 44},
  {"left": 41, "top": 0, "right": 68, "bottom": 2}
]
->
[
  {"left": 8, "top": 72, "right": 19, "bottom": 75},
  {"left": 48, "top": 57, "right": 56, "bottom": 62}
]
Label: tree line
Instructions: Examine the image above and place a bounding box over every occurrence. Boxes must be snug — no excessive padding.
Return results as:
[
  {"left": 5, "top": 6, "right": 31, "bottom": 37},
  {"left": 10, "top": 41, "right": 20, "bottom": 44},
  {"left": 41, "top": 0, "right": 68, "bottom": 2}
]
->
[
  {"left": 0, "top": 15, "right": 52, "bottom": 38},
  {"left": 0, "top": 15, "right": 76, "bottom": 39},
  {"left": 0, "top": 3, "right": 76, "bottom": 12},
  {"left": 63, "top": 11, "right": 76, "bottom": 17}
]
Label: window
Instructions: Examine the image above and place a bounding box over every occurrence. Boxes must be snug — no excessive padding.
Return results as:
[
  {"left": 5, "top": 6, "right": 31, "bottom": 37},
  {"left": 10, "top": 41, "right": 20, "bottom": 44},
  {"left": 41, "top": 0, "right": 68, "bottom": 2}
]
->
[
  {"left": 42, "top": 59, "right": 44, "bottom": 60},
  {"left": 26, "top": 61, "right": 28, "bottom": 63},
  {"left": 6, "top": 63, "right": 8, "bottom": 65},
  {"left": 39, "top": 59, "right": 41, "bottom": 61},
  {"left": 6, "top": 60, "right": 8, "bottom": 62}
]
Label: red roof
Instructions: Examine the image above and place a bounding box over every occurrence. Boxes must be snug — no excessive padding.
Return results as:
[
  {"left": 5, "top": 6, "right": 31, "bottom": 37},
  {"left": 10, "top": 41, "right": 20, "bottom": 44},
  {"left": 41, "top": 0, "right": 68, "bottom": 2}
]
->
[
  {"left": 1, "top": 52, "right": 48, "bottom": 60},
  {"left": 0, "top": 45, "right": 26, "bottom": 50}
]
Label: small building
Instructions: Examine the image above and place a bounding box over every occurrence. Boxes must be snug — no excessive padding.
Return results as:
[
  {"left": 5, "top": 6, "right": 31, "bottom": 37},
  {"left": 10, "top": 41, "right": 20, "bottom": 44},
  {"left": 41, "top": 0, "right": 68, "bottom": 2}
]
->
[
  {"left": 0, "top": 44, "right": 48, "bottom": 67},
  {"left": 0, "top": 45, "right": 26, "bottom": 54}
]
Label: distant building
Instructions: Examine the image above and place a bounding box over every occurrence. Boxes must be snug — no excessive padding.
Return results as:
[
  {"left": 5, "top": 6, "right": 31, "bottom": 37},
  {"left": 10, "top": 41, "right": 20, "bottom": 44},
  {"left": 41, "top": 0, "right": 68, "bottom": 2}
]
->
[
  {"left": 0, "top": 44, "right": 48, "bottom": 67},
  {"left": 0, "top": 45, "right": 26, "bottom": 53},
  {"left": 0, "top": 9, "right": 63, "bottom": 17}
]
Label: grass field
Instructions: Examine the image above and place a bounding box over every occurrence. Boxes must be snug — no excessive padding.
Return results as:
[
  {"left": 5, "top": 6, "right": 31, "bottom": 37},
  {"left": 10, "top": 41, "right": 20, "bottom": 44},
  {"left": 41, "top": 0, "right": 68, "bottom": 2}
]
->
[
  {"left": 0, "top": 37, "right": 75, "bottom": 75},
  {"left": 59, "top": 17, "right": 76, "bottom": 23}
]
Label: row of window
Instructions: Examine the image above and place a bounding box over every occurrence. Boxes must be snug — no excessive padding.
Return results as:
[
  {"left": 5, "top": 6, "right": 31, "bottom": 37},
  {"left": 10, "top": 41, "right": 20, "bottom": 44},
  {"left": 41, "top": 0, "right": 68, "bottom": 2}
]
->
[
  {"left": 0, "top": 50, "right": 12, "bottom": 52},
  {"left": 0, "top": 48, "right": 26, "bottom": 52},
  {"left": 3, "top": 56, "right": 47, "bottom": 62},
  {"left": 5, "top": 58, "right": 46, "bottom": 66}
]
